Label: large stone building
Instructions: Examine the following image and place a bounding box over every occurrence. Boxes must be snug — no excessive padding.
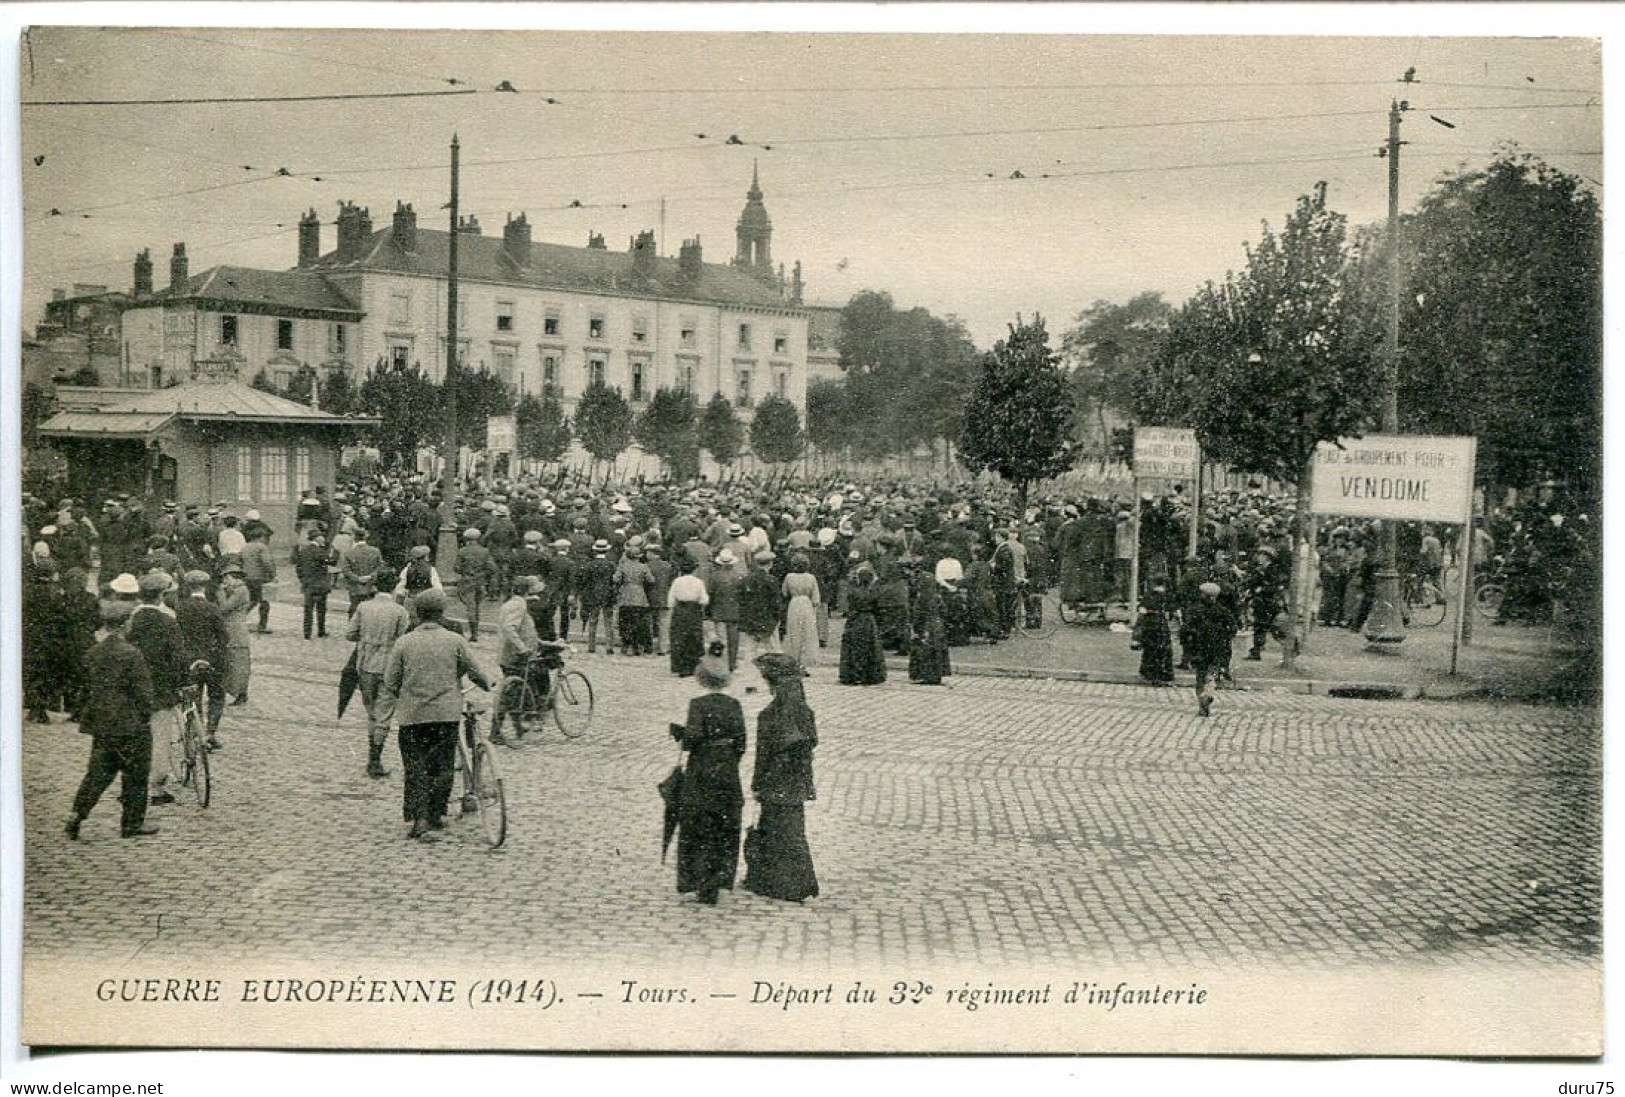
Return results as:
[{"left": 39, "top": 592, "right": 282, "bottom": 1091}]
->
[
  {"left": 298, "top": 167, "right": 811, "bottom": 421},
  {"left": 113, "top": 169, "right": 815, "bottom": 428}
]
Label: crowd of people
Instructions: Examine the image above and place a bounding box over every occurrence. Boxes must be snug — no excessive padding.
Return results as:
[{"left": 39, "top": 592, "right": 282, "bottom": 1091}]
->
[{"left": 19, "top": 465, "right": 1593, "bottom": 847}]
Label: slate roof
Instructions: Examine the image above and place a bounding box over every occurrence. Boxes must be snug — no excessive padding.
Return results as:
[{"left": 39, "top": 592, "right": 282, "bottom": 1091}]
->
[
  {"left": 38, "top": 410, "right": 176, "bottom": 439},
  {"left": 39, "top": 381, "right": 376, "bottom": 439},
  {"left": 308, "top": 227, "right": 798, "bottom": 311},
  {"left": 150, "top": 266, "right": 362, "bottom": 317}
]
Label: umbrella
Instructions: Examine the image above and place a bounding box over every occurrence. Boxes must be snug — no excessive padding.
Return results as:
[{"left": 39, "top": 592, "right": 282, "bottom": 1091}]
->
[
  {"left": 657, "top": 731, "right": 686, "bottom": 863},
  {"left": 337, "top": 648, "right": 359, "bottom": 720}
]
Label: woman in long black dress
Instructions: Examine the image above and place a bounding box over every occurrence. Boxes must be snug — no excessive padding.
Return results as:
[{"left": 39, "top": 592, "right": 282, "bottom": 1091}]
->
[
  {"left": 838, "top": 564, "right": 887, "bottom": 686},
  {"left": 666, "top": 558, "right": 708, "bottom": 677},
  {"left": 908, "top": 576, "right": 952, "bottom": 685},
  {"left": 671, "top": 648, "right": 746, "bottom": 904},
  {"left": 744, "top": 653, "right": 820, "bottom": 903}
]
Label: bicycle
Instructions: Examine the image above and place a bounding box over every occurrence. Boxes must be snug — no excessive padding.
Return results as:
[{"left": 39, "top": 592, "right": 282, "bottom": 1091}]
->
[
  {"left": 1404, "top": 570, "right": 1449, "bottom": 629},
  {"left": 1009, "top": 582, "right": 1062, "bottom": 640},
  {"left": 174, "top": 661, "right": 213, "bottom": 808},
  {"left": 456, "top": 685, "right": 507, "bottom": 848},
  {"left": 1474, "top": 555, "right": 1509, "bottom": 621},
  {"left": 495, "top": 643, "right": 595, "bottom": 741}
]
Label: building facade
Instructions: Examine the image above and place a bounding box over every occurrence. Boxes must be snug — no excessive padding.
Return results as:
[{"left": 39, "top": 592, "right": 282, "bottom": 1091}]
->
[
  {"left": 36, "top": 378, "right": 376, "bottom": 535},
  {"left": 304, "top": 171, "right": 811, "bottom": 421},
  {"left": 120, "top": 253, "right": 361, "bottom": 391}
]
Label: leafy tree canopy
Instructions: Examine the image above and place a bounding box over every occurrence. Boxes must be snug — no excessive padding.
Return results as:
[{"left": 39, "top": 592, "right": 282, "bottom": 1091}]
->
[
  {"left": 698, "top": 392, "right": 743, "bottom": 466},
  {"left": 575, "top": 382, "right": 634, "bottom": 464},
  {"left": 957, "top": 315, "right": 1076, "bottom": 504},
  {"left": 750, "top": 394, "right": 804, "bottom": 465}
]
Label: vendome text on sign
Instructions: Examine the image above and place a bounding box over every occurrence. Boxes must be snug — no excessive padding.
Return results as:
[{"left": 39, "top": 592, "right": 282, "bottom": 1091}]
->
[{"left": 1309, "top": 434, "right": 1475, "bottom": 525}]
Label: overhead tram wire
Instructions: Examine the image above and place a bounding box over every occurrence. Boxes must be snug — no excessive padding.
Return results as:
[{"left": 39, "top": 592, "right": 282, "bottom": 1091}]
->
[
  {"left": 511, "top": 78, "right": 1598, "bottom": 95},
  {"left": 23, "top": 88, "right": 480, "bottom": 107},
  {"left": 30, "top": 171, "right": 296, "bottom": 224},
  {"left": 144, "top": 29, "right": 472, "bottom": 91},
  {"left": 32, "top": 223, "right": 301, "bottom": 280}
]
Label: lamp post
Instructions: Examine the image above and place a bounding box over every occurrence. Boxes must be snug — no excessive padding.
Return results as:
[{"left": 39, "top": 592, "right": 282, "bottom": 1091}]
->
[{"left": 1364, "top": 98, "right": 1408, "bottom": 645}]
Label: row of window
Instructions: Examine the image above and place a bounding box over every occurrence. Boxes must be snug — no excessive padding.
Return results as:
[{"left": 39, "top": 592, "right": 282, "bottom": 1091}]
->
[
  {"left": 235, "top": 443, "right": 312, "bottom": 504},
  {"left": 385, "top": 338, "right": 792, "bottom": 407},
  {"left": 385, "top": 290, "right": 791, "bottom": 353},
  {"left": 218, "top": 314, "right": 349, "bottom": 358}
]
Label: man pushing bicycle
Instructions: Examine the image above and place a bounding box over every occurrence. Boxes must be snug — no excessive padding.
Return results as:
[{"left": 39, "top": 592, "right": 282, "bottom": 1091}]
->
[{"left": 491, "top": 575, "right": 567, "bottom": 745}]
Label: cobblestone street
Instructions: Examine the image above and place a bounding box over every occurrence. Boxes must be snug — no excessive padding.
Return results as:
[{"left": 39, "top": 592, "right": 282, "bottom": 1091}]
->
[{"left": 21, "top": 618, "right": 1600, "bottom": 974}]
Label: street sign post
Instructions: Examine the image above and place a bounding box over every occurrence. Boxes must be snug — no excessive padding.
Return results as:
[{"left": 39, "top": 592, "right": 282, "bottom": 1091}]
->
[{"left": 1311, "top": 434, "right": 1478, "bottom": 672}]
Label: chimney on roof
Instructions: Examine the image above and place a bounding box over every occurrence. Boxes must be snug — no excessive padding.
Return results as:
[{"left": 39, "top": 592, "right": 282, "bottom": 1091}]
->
[
  {"left": 335, "top": 201, "right": 364, "bottom": 259},
  {"left": 458, "top": 214, "right": 481, "bottom": 235},
  {"left": 169, "top": 243, "right": 189, "bottom": 290},
  {"left": 503, "top": 212, "right": 531, "bottom": 267},
  {"left": 678, "top": 236, "right": 703, "bottom": 279},
  {"left": 630, "top": 229, "right": 657, "bottom": 275},
  {"left": 133, "top": 248, "right": 153, "bottom": 296},
  {"left": 297, "top": 208, "right": 321, "bottom": 267},
  {"left": 790, "top": 259, "right": 804, "bottom": 305},
  {"left": 586, "top": 231, "right": 606, "bottom": 251},
  {"left": 393, "top": 201, "right": 417, "bottom": 252}
]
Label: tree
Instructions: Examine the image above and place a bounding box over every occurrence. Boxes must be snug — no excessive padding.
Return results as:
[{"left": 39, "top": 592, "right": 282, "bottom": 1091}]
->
[
  {"left": 1144, "top": 181, "right": 1383, "bottom": 667},
  {"left": 805, "top": 378, "right": 852, "bottom": 460},
  {"left": 60, "top": 365, "right": 99, "bottom": 387},
  {"left": 1397, "top": 152, "right": 1601, "bottom": 497},
  {"left": 1060, "top": 292, "right": 1172, "bottom": 454},
  {"left": 835, "top": 290, "right": 980, "bottom": 459},
  {"left": 634, "top": 387, "right": 700, "bottom": 480},
  {"left": 320, "top": 368, "right": 357, "bottom": 416},
  {"left": 283, "top": 365, "right": 317, "bottom": 406},
  {"left": 358, "top": 358, "right": 441, "bottom": 467},
  {"left": 698, "top": 392, "right": 743, "bottom": 469},
  {"left": 249, "top": 369, "right": 278, "bottom": 395},
  {"left": 574, "top": 382, "right": 634, "bottom": 478},
  {"left": 445, "top": 367, "right": 514, "bottom": 450},
  {"left": 957, "top": 315, "right": 1076, "bottom": 509},
  {"left": 516, "top": 392, "right": 572, "bottom": 465},
  {"left": 750, "top": 394, "right": 804, "bottom": 466}
]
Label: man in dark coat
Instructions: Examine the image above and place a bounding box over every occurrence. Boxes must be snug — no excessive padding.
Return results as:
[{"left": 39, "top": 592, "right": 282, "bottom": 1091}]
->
[
  {"left": 293, "top": 527, "right": 339, "bottom": 640},
  {"left": 1184, "top": 582, "right": 1235, "bottom": 718},
  {"left": 67, "top": 599, "right": 159, "bottom": 839},
  {"left": 173, "top": 569, "right": 228, "bottom": 747},
  {"left": 124, "top": 571, "right": 187, "bottom": 805},
  {"left": 577, "top": 540, "right": 618, "bottom": 654}
]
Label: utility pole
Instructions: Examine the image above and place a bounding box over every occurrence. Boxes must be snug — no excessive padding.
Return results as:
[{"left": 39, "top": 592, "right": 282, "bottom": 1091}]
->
[
  {"left": 1364, "top": 97, "right": 1407, "bottom": 646},
  {"left": 436, "top": 133, "right": 463, "bottom": 583}
]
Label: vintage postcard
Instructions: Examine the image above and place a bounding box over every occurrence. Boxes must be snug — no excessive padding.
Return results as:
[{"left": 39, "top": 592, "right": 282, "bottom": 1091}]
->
[{"left": 10, "top": 22, "right": 1602, "bottom": 1057}]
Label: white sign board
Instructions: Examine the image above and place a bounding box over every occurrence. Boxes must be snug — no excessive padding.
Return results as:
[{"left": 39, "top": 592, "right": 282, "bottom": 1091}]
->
[
  {"left": 1311, "top": 434, "right": 1476, "bottom": 525},
  {"left": 1133, "top": 427, "right": 1199, "bottom": 481},
  {"left": 487, "top": 414, "right": 517, "bottom": 454}
]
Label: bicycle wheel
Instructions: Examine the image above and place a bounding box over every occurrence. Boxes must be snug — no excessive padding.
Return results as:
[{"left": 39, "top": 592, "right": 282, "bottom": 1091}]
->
[
  {"left": 471, "top": 741, "right": 507, "bottom": 848},
  {"left": 190, "top": 724, "right": 212, "bottom": 808},
  {"left": 180, "top": 707, "right": 211, "bottom": 808},
  {"left": 1476, "top": 582, "right": 1505, "bottom": 621},
  {"left": 552, "top": 670, "right": 595, "bottom": 739},
  {"left": 499, "top": 676, "right": 541, "bottom": 739},
  {"left": 1411, "top": 583, "right": 1448, "bottom": 628},
  {"left": 1017, "top": 591, "right": 1061, "bottom": 640}
]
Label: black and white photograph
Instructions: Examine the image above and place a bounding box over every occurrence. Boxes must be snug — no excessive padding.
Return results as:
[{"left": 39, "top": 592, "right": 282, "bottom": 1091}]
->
[{"left": 2, "top": 12, "right": 1607, "bottom": 1069}]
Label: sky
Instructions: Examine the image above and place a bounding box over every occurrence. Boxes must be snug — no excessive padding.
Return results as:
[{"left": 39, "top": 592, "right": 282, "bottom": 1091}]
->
[{"left": 18, "top": 27, "right": 1601, "bottom": 348}]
